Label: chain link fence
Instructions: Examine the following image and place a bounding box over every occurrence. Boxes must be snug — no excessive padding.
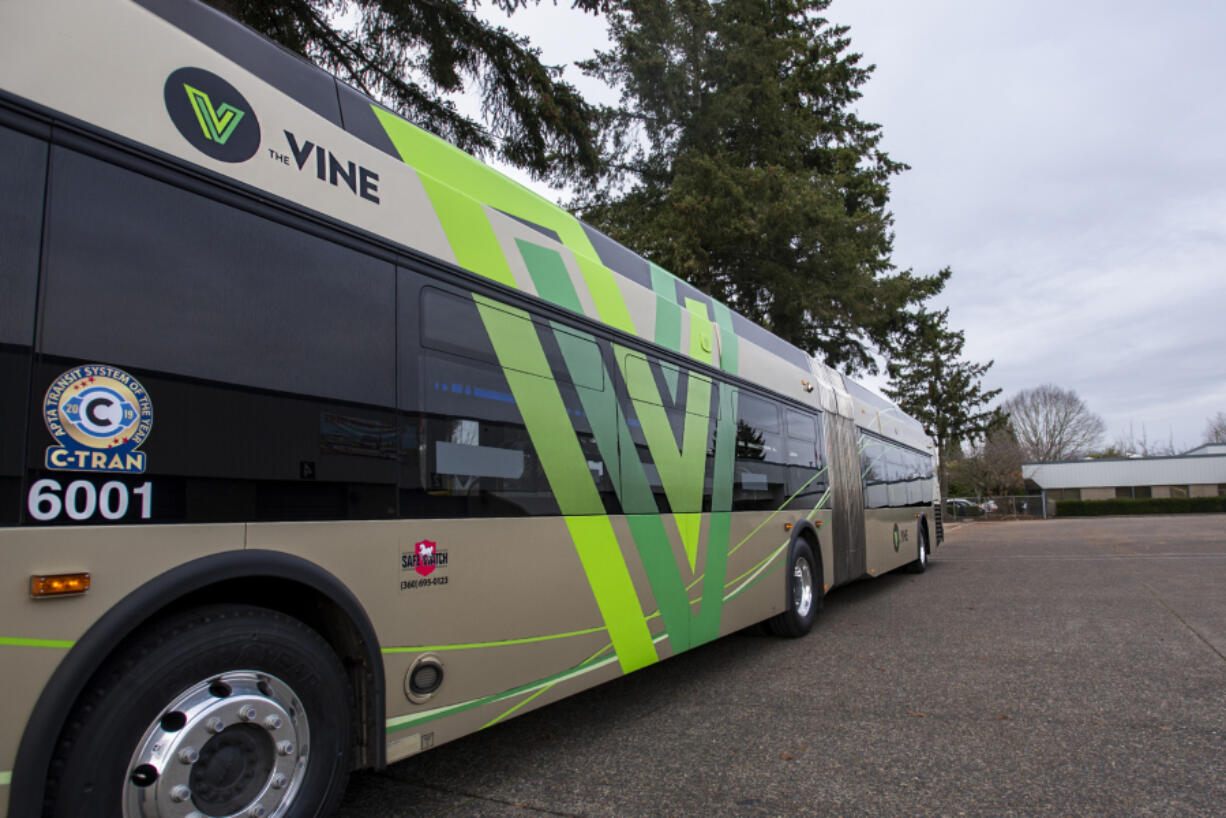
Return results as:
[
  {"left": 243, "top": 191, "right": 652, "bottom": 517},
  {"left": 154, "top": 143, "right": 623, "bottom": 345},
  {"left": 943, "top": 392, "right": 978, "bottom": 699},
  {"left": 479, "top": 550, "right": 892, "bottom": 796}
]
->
[{"left": 943, "top": 495, "right": 1045, "bottom": 521}]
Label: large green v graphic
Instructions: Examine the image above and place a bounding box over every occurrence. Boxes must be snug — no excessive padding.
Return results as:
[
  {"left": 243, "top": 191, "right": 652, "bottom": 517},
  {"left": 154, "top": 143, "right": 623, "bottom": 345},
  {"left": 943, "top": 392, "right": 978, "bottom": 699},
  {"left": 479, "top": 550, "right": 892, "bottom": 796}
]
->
[
  {"left": 467, "top": 292, "right": 739, "bottom": 667},
  {"left": 471, "top": 296, "right": 657, "bottom": 675},
  {"left": 559, "top": 338, "right": 736, "bottom": 652},
  {"left": 184, "top": 84, "right": 245, "bottom": 144},
  {"left": 617, "top": 348, "right": 711, "bottom": 571}
]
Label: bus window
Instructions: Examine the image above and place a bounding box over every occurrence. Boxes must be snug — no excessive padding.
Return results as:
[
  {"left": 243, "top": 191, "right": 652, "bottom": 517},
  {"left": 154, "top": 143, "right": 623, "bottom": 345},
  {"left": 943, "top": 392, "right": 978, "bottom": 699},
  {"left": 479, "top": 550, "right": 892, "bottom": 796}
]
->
[
  {"left": 784, "top": 409, "right": 827, "bottom": 509},
  {"left": 410, "top": 352, "right": 561, "bottom": 518},
  {"left": 41, "top": 147, "right": 396, "bottom": 406},
  {"left": 37, "top": 147, "right": 399, "bottom": 523},
  {"left": 733, "top": 392, "right": 786, "bottom": 510},
  {"left": 0, "top": 122, "right": 45, "bottom": 523}
]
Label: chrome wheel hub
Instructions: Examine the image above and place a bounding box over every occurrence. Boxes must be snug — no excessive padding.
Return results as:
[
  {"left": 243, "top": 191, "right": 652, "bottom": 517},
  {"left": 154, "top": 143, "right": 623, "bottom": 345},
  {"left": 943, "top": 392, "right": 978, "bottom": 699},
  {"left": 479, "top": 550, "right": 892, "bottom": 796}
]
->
[
  {"left": 124, "top": 671, "right": 309, "bottom": 818},
  {"left": 793, "top": 556, "right": 814, "bottom": 618}
]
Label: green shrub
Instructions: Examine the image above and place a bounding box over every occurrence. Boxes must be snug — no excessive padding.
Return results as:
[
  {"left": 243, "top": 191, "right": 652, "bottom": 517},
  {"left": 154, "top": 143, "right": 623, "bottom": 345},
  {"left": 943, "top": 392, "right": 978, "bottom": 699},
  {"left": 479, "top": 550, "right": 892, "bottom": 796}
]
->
[{"left": 1056, "top": 496, "right": 1226, "bottom": 516}]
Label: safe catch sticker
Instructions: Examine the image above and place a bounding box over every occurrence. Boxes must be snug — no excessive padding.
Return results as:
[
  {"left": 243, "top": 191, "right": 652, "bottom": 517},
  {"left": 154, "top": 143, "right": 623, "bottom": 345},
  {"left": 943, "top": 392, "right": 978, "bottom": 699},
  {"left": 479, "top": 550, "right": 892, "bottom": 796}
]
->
[{"left": 43, "top": 365, "right": 153, "bottom": 473}]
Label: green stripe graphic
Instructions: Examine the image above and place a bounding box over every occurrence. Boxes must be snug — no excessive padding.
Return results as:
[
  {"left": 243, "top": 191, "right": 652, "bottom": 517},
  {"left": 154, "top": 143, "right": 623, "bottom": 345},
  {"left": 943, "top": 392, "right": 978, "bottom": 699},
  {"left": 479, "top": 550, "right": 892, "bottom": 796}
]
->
[
  {"left": 517, "top": 239, "right": 583, "bottom": 314},
  {"left": 564, "top": 515, "right": 658, "bottom": 672},
  {"left": 372, "top": 107, "right": 636, "bottom": 334},
  {"left": 387, "top": 632, "right": 669, "bottom": 735},
  {"left": 692, "top": 384, "right": 738, "bottom": 645},
  {"left": 710, "top": 300, "right": 739, "bottom": 374},
  {"left": 0, "top": 637, "right": 74, "bottom": 649},
  {"left": 387, "top": 653, "right": 615, "bottom": 732},
  {"left": 382, "top": 624, "right": 606, "bottom": 654},
  {"left": 649, "top": 262, "right": 683, "bottom": 399},
  {"left": 685, "top": 298, "right": 715, "bottom": 366}
]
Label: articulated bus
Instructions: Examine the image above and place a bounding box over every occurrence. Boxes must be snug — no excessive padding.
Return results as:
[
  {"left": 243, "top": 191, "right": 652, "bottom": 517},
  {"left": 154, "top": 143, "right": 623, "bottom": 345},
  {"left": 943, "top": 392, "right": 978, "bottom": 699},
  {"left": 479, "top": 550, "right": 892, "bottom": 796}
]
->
[{"left": 0, "top": 1, "right": 940, "bottom": 814}]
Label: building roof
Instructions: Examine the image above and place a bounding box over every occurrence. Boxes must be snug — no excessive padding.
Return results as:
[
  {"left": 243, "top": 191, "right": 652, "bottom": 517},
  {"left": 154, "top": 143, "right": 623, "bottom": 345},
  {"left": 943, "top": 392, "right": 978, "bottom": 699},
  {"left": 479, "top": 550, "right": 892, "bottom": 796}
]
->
[
  {"left": 1022, "top": 453, "right": 1226, "bottom": 489},
  {"left": 1185, "top": 443, "right": 1226, "bottom": 456}
]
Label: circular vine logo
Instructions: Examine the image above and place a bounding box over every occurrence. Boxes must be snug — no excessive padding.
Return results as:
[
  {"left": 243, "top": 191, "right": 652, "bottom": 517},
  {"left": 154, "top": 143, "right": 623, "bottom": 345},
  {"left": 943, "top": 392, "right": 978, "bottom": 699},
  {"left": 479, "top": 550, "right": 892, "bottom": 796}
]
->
[
  {"left": 164, "top": 67, "right": 261, "bottom": 162},
  {"left": 892, "top": 523, "right": 901, "bottom": 552}
]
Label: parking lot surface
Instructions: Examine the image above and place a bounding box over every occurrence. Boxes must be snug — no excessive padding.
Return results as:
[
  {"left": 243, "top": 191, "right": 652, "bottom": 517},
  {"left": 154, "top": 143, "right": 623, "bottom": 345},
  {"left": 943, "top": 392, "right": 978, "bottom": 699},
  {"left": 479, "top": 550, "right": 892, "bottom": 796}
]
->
[{"left": 338, "top": 516, "right": 1226, "bottom": 816}]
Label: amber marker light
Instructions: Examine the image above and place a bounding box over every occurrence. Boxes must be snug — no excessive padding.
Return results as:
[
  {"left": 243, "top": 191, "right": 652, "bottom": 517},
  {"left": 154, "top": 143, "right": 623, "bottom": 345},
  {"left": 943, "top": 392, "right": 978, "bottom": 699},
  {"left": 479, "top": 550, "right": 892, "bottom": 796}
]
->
[
  {"left": 30, "top": 573, "right": 91, "bottom": 598},
  {"left": 783, "top": 522, "right": 793, "bottom": 531}
]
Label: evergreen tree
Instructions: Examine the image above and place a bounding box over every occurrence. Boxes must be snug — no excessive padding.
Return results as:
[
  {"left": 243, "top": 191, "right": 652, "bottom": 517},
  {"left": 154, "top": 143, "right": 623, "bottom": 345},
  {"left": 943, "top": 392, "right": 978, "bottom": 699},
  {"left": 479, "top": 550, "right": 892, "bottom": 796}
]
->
[
  {"left": 883, "top": 308, "right": 1000, "bottom": 502},
  {"left": 576, "top": 0, "right": 946, "bottom": 372},
  {"left": 202, "top": 0, "right": 604, "bottom": 184}
]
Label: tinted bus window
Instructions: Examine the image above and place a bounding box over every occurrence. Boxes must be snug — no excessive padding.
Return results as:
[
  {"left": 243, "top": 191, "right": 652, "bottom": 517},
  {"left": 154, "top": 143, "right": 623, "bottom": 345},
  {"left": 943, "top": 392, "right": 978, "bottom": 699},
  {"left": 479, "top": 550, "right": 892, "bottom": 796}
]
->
[
  {"left": 0, "top": 123, "right": 46, "bottom": 523},
  {"left": 422, "top": 287, "right": 603, "bottom": 392},
  {"left": 733, "top": 392, "right": 785, "bottom": 510},
  {"left": 32, "top": 149, "right": 398, "bottom": 524},
  {"left": 784, "top": 409, "right": 827, "bottom": 510},
  {"left": 41, "top": 148, "right": 395, "bottom": 406},
  {"left": 860, "top": 432, "right": 933, "bottom": 509},
  {"left": 0, "top": 123, "right": 44, "bottom": 346}
]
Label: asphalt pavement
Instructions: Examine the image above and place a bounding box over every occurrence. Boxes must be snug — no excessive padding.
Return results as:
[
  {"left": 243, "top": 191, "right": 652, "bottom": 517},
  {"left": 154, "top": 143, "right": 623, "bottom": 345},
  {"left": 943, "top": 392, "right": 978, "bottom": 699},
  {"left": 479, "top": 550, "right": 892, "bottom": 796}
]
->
[{"left": 337, "top": 515, "right": 1226, "bottom": 816}]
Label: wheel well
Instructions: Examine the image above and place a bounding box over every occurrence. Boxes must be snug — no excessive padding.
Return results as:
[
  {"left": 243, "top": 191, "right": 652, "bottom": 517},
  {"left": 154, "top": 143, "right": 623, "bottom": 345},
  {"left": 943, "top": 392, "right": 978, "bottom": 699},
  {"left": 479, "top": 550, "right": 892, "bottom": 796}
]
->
[{"left": 9, "top": 551, "right": 385, "bottom": 817}]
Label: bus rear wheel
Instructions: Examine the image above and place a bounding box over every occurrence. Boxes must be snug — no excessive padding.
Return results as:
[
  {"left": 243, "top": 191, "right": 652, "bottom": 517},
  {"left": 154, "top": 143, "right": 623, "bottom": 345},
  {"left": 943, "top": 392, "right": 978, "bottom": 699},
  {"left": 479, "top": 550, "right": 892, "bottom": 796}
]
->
[
  {"left": 46, "top": 605, "right": 353, "bottom": 818},
  {"left": 769, "top": 540, "right": 821, "bottom": 638},
  {"left": 905, "top": 526, "right": 929, "bottom": 574}
]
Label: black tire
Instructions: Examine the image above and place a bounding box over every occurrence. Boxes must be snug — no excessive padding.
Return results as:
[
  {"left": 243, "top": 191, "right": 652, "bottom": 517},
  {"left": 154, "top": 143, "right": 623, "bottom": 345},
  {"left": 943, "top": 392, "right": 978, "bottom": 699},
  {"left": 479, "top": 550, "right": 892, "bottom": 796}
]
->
[
  {"left": 45, "top": 605, "right": 354, "bottom": 818},
  {"left": 905, "top": 525, "right": 929, "bottom": 574},
  {"left": 768, "top": 540, "right": 821, "bottom": 638}
]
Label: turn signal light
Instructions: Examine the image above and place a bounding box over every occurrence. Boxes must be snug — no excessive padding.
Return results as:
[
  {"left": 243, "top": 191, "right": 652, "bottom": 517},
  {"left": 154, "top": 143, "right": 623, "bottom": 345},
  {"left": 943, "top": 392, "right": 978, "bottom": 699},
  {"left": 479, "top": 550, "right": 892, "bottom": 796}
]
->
[{"left": 30, "top": 573, "right": 91, "bottom": 598}]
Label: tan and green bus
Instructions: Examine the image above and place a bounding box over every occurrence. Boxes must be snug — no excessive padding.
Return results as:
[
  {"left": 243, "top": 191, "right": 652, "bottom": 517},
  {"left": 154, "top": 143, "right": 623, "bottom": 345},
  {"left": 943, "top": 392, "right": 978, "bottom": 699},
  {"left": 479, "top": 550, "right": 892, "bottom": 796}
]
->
[{"left": 0, "top": 1, "right": 940, "bottom": 815}]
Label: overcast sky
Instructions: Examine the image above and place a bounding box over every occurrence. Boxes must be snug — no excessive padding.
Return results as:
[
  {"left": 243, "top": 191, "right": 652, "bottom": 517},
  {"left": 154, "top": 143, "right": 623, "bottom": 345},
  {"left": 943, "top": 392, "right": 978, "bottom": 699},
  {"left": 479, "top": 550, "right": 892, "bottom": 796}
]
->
[{"left": 484, "top": 0, "right": 1226, "bottom": 452}]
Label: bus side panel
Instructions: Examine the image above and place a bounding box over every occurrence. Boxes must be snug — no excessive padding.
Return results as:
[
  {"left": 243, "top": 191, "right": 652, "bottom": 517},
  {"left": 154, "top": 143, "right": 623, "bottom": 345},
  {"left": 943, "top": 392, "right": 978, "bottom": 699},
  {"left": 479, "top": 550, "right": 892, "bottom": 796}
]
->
[
  {"left": 863, "top": 509, "right": 922, "bottom": 575},
  {"left": 860, "top": 433, "right": 937, "bottom": 576}
]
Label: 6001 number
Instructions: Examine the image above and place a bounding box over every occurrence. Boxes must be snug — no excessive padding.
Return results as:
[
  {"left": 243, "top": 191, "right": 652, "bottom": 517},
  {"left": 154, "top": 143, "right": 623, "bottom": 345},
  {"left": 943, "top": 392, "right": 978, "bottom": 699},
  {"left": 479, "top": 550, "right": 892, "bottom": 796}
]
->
[{"left": 28, "top": 479, "right": 153, "bottom": 522}]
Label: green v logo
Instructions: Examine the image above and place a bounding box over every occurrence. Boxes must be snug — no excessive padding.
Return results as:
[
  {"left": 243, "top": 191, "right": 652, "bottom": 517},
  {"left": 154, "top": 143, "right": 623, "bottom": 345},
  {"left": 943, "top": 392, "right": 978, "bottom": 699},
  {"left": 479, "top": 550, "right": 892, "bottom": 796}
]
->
[
  {"left": 166, "top": 69, "right": 260, "bottom": 162},
  {"left": 183, "top": 84, "right": 246, "bottom": 144}
]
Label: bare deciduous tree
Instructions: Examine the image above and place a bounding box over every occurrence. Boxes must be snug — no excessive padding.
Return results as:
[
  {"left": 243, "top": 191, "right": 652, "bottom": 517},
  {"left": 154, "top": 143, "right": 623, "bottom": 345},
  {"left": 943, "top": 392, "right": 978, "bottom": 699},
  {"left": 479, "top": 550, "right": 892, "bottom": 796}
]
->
[
  {"left": 1113, "top": 422, "right": 1177, "bottom": 457},
  {"left": 1004, "top": 384, "right": 1105, "bottom": 462},
  {"left": 1206, "top": 412, "right": 1226, "bottom": 444}
]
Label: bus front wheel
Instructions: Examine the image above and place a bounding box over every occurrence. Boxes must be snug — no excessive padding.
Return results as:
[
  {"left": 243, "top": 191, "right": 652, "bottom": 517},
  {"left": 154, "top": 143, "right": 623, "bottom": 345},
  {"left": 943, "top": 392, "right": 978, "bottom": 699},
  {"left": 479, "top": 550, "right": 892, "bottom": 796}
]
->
[
  {"left": 769, "top": 540, "right": 821, "bottom": 638},
  {"left": 46, "top": 604, "right": 354, "bottom": 818}
]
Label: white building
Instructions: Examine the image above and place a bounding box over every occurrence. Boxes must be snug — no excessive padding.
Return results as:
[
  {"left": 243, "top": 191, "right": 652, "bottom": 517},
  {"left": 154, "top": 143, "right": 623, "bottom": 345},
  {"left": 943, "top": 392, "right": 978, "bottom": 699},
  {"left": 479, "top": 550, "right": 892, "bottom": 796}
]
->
[{"left": 1022, "top": 444, "right": 1226, "bottom": 516}]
